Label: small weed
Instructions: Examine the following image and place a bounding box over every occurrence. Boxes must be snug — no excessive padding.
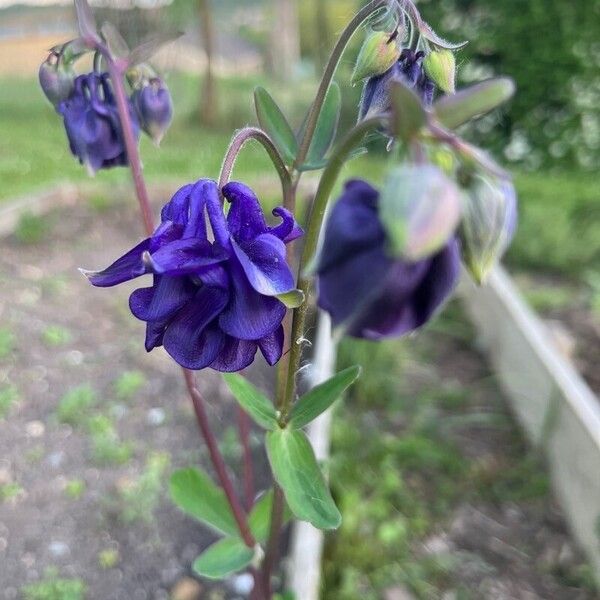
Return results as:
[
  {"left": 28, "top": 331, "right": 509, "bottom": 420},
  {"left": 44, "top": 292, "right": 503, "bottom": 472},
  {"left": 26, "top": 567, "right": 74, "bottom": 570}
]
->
[
  {"left": 98, "top": 548, "right": 120, "bottom": 569},
  {"left": 522, "top": 284, "right": 575, "bottom": 313},
  {"left": 114, "top": 370, "right": 146, "bottom": 401},
  {"left": 0, "top": 385, "right": 18, "bottom": 419},
  {"left": 42, "top": 325, "right": 72, "bottom": 347},
  {"left": 0, "top": 482, "right": 24, "bottom": 503},
  {"left": 56, "top": 385, "right": 97, "bottom": 426},
  {"left": 116, "top": 452, "right": 170, "bottom": 523},
  {"left": 0, "top": 327, "right": 15, "bottom": 359},
  {"left": 87, "top": 414, "right": 132, "bottom": 466},
  {"left": 21, "top": 568, "right": 86, "bottom": 600},
  {"left": 88, "top": 194, "right": 116, "bottom": 212},
  {"left": 64, "top": 479, "right": 86, "bottom": 500},
  {"left": 15, "top": 212, "right": 48, "bottom": 245}
]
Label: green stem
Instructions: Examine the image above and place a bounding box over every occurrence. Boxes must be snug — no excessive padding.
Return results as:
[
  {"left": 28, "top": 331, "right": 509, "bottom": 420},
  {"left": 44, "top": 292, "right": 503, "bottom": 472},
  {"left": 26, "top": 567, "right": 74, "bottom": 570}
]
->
[
  {"left": 218, "top": 127, "right": 292, "bottom": 203},
  {"left": 294, "top": 0, "right": 388, "bottom": 169},
  {"left": 283, "top": 117, "right": 384, "bottom": 419}
]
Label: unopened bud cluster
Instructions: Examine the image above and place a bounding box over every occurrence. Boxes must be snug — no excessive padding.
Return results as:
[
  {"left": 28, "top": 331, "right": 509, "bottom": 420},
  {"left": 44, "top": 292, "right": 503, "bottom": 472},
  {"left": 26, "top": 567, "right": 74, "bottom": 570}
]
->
[{"left": 39, "top": 42, "right": 173, "bottom": 173}]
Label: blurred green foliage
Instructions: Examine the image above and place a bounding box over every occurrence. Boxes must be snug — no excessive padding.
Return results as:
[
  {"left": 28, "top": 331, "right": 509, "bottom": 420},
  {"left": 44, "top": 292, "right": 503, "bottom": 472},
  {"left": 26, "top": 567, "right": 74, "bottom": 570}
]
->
[
  {"left": 419, "top": 0, "right": 600, "bottom": 170},
  {"left": 21, "top": 569, "right": 86, "bottom": 600}
]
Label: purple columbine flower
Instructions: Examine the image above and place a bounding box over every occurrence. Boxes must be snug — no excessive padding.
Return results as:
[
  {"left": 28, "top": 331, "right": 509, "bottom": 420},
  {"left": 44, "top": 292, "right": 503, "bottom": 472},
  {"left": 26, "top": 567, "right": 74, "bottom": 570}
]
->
[
  {"left": 58, "top": 72, "right": 139, "bottom": 174},
  {"left": 359, "top": 49, "right": 435, "bottom": 120},
  {"left": 316, "top": 180, "right": 460, "bottom": 340},
  {"left": 83, "top": 180, "right": 302, "bottom": 372}
]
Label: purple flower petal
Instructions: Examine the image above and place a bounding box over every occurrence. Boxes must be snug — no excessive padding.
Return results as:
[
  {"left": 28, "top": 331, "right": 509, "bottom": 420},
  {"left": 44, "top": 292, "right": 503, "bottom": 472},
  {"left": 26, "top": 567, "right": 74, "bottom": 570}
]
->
[
  {"left": 232, "top": 234, "right": 294, "bottom": 296},
  {"left": 258, "top": 325, "right": 284, "bottom": 366},
  {"left": 150, "top": 221, "right": 184, "bottom": 252},
  {"left": 223, "top": 182, "right": 268, "bottom": 242},
  {"left": 269, "top": 207, "right": 304, "bottom": 243},
  {"left": 129, "top": 275, "right": 198, "bottom": 322},
  {"left": 350, "top": 239, "right": 460, "bottom": 339},
  {"left": 161, "top": 183, "right": 193, "bottom": 225},
  {"left": 147, "top": 238, "right": 228, "bottom": 276},
  {"left": 144, "top": 320, "right": 167, "bottom": 352},
  {"left": 219, "top": 257, "right": 285, "bottom": 341},
  {"left": 82, "top": 238, "right": 149, "bottom": 287},
  {"left": 209, "top": 337, "right": 258, "bottom": 372},
  {"left": 183, "top": 179, "right": 215, "bottom": 240},
  {"left": 162, "top": 286, "right": 228, "bottom": 369}
]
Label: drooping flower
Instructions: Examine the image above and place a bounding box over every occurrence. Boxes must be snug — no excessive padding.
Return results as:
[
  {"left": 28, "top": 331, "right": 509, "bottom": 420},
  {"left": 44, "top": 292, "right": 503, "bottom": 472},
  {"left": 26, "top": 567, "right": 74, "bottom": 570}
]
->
[
  {"left": 316, "top": 180, "right": 460, "bottom": 340},
  {"left": 58, "top": 72, "right": 139, "bottom": 174},
  {"left": 83, "top": 180, "right": 302, "bottom": 372},
  {"left": 359, "top": 49, "right": 435, "bottom": 120},
  {"left": 131, "top": 77, "right": 173, "bottom": 144}
]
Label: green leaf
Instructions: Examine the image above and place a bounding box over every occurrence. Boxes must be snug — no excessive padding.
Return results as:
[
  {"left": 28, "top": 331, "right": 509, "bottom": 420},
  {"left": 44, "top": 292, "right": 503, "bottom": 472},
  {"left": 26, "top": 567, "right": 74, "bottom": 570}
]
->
[
  {"left": 434, "top": 78, "right": 515, "bottom": 130},
  {"left": 389, "top": 81, "right": 427, "bottom": 143},
  {"left": 223, "top": 374, "right": 278, "bottom": 430},
  {"left": 306, "top": 82, "right": 341, "bottom": 163},
  {"left": 276, "top": 289, "right": 305, "bottom": 309},
  {"left": 266, "top": 428, "right": 341, "bottom": 530},
  {"left": 297, "top": 147, "right": 367, "bottom": 172},
  {"left": 248, "top": 489, "right": 292, "bottom": 542},
  {"left": 351, "top": 30, "right": 401, "bottom": 85},
  {"left": 289, "top": 366, "right": 360, "bottom": 430},
  {"left": 193, "top": 538, "right": 254, "bottom": 580},
  {"left": 254, "top": 87, "right": 298, "bottom": 164},
  {"left": 169, "top": 468, "right": 239, "bottom": 537}
]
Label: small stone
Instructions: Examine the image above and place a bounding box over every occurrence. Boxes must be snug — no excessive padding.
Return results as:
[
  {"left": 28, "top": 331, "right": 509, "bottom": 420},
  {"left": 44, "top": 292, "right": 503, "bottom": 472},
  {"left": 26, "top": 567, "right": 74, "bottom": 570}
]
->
[
  {"left": 170, "top": 577, "right": 203, "bottom": 600},
  {"left": 423, "top": 533, "right": 453, "bottom": 555},
  {"left": 384, "top": 586, "right": 417, "bottom": 600},
  {"left": 47, "top": 451, "right": 64, "bottom": 469},
  {"left": 545, "top": 319, "right": 576, "bottom": 360},
  {"left": 25, "top": 420, "right": 45, "bottom": 438},
  {"left": 0, "top": 468, "right": 12, "bottom": 486},
  {"left": 147, "top": 407, "right": 166, "bottom": 426},
  {"left": 230, "top": 573, "right": 253, "bottom": 595},
  {"left": 48, "top": 541, "right": 69, "bottom": 558}
]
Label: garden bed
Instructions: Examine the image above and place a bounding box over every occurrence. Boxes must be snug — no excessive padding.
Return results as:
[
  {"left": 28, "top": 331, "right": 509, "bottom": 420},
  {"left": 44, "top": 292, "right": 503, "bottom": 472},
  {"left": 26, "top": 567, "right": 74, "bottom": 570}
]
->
[{"left": 1, "top": 189, "right": 598, "bottom": 599}]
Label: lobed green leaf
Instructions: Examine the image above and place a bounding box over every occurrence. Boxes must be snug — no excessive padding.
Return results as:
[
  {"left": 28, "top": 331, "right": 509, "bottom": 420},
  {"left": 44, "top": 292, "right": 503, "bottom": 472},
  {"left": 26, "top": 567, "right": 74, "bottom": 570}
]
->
[
  {"left": 222, "top": 373, "right": 278, "bottom": 430},
  {"left": 266, "top": 428, "right": 341, "bottom": 530},
  {"left": 254, "top": 87, "right": 298, "bottom": 165},
  {"left": 193, "top": 537, "right": 254, "bottom": 580},
  {"left": 289, "top": 366, "right": 361, "bottom": 430},
  {"left": 169, "top": 468, "right": 238, "bottom": 537}
]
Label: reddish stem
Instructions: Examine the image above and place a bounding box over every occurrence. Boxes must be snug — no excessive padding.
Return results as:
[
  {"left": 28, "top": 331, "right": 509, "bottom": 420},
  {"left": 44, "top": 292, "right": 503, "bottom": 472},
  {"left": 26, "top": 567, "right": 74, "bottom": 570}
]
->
[
  {"left": 184, "top": 369, "right": 256, "bottom": 548},
  {"left": 237, "top": 405, "right": 255, "bottom": 511},
  {"left": 104, "top": 50, "right": 258, "bottom": 555}
]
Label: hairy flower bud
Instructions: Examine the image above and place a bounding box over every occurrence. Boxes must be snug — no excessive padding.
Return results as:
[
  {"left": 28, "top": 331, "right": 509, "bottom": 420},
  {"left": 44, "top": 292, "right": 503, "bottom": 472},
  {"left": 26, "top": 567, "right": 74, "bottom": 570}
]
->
[
  {"left": 359, "top": 49, "right": 435, "bottom": 120},
  {"left": 39, "top": 52, "right": 75, "bottom": 107},
  {"left": 423, "top": 49, "right": 456, "bottom": 94},
  {"left": 352, "top": 30, "right": 401, "bottom": 86},
  {"left": 460, "top": 174, "right": 518, "bottom": 284},
  {"left": 131, "top": 77, "right": 173, "bottom": 144}
]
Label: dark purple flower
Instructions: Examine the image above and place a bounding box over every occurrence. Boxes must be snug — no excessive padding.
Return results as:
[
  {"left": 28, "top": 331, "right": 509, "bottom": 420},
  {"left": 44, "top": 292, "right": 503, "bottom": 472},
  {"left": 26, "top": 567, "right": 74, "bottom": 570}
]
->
[
  {"left": 132, "top": 77, "right": 173, "bottom": 144},
  {"left": 359, "top": 49, "right": 435, "bottom": 120},
  {"left": 58, "top": 72, "right": 139, "bottom": 174},
  {"left": 316, "top": 180, "right": 460, "bottom": 340},
  {"left": 83, "top": 180, "right": 302, "bottom": 372}
]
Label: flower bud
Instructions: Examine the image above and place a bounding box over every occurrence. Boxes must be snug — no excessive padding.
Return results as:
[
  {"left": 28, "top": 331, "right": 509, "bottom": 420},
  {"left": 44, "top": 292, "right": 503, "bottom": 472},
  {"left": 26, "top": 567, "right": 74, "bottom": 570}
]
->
[
  {"left": 423, "top": 50, "right": 456, "bottom": 94},
  {"left": 460, "top": 174, "right": 517, "bottom": 284},
  {"left": 39, "top": 52, "right": 75, "bottom": 107},
  {"left": 352, "top": 30, "right": 401, "bottom": 86},
  {"left": 359, "top": 49, "right": 435, "bottom": 121},
  {"left": 132, "top": 78, "right": 173, "bottom": 144}
]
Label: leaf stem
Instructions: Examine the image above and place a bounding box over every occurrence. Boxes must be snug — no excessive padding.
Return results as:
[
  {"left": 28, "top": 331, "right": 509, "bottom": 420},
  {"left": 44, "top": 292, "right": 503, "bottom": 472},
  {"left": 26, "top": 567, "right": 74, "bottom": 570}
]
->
[
  {"left": 294, "top": 0, "right": 388, "bottom": 169},
  {"left": 283, "top": 117, "right": 384, "bottom": 418},
  {"left": 219, "top": 126, "right": 292, "bottom": 205}
]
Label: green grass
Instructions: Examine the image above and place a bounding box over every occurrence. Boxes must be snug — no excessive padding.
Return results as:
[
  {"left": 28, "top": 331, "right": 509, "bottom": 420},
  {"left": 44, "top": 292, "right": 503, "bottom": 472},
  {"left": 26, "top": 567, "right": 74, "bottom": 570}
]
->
[
  {"left": 56, "top": 384, "right": 97, "bottom": 426},
  {"left": 21, "top": 569, "right": 86, "bottom": 600},
  {"left": 113, "top": 370, "right": 146, "bottom": 401},
  {"left": 0, "top": 385, "right": 19, "bottom": 419},
  {"left": 0, "top": 327, "right": 15, "bottom": 360}
]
